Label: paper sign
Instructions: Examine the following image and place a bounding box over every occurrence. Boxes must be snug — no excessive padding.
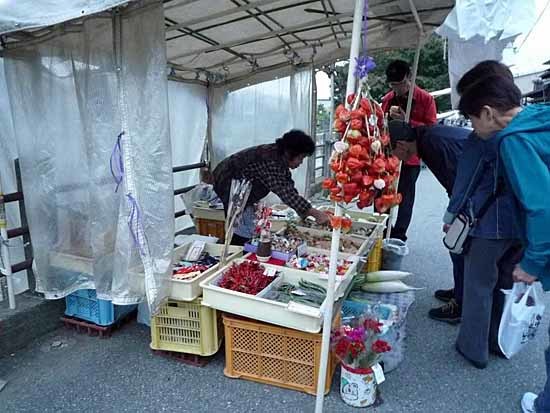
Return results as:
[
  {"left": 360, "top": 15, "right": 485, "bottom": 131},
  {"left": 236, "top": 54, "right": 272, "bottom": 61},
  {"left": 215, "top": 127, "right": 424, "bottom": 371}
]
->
[
  {"left": 372, "top": 363, "right": 385, "bottom": 384},
  {"left": 263, "top": 267, "right": 277, "bottom": 277},
  {"left": 185, "top": 241, "right": 205, "bottom": 261},
  {"left": 297, "top": 243, "right": 307, "bottom": 257}
]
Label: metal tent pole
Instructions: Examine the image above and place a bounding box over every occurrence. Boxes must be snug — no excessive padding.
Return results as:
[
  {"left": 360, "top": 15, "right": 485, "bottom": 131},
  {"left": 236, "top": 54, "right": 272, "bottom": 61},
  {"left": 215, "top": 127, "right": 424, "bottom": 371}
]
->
[{"left": 314, "top": 1, "right": 365, "bottom": 412}]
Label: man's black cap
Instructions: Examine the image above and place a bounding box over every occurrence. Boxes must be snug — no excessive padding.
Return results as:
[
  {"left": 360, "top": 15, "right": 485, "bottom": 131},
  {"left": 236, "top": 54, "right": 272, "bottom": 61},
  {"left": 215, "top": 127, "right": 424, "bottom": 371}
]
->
[{"left": 388, "top": 120, "right": 417, "bottom": 147}]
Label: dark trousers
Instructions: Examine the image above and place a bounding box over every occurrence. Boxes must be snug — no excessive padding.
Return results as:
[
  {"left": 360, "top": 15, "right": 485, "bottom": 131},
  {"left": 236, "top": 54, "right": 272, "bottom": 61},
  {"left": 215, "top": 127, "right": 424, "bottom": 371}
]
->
[
  {"left": 230, "top": 233, "right": 250, "bottom": 246},
  {"left": 456, "top": 238, "right": 523, "bottom": 364},
  {"left": 392, "top": 164, "right": 421, "bottom": 242},
  {"left": 450, "top": 252, "right": 465, "bottom": 306}
]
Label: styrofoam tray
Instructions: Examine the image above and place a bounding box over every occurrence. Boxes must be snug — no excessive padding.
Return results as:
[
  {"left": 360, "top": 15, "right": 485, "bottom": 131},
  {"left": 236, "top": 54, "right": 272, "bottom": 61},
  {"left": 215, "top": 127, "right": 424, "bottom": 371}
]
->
[
  {"left": 281, "top": 226, "right": 370, "bottom": 256},
  {"left": 170, "top": 243, "right": 242, "bottom": 301},
  {"left": 244, "top": 247, "right": 359, "bottom": 285},
  {"left": 200, "top": 258, "right": 344, "bottom": 333}
]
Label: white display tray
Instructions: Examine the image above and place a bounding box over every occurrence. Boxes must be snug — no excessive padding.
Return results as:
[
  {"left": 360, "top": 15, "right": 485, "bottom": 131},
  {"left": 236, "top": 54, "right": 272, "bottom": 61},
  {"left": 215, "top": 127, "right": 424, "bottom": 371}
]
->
[
  {"left": 244, "top": 247, "right": 359, "bottom": 289},
  {"left": 281, "top": 226, "right": 370, "bottom": 257},
  {"left": 200, "top": 258, "right": 345, "bottom": 333},
  {"left": 171, "top": 243, "right": 242, "bottom": 301}
]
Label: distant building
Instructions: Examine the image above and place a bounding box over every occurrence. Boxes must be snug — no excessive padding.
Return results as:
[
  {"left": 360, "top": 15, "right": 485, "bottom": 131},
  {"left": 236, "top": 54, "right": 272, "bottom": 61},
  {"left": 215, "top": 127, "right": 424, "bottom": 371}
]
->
[{"left": 522, "top": 61, "right": 550, "bottom": 104}]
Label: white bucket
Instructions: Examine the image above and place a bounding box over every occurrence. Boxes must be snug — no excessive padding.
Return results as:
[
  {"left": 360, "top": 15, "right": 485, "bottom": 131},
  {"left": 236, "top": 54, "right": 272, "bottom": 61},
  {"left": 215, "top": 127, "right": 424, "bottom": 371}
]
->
[{"left": 340, "top": 363, "right": 377, "bottom": 407}]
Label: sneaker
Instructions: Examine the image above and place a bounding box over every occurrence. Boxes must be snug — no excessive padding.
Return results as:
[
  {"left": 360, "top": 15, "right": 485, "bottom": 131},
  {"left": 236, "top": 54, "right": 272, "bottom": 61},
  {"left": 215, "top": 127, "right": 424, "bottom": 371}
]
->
[
  {"left": 521, "top": 392, "right": 537, "bottom": 413},
  {"left": 434, "top": 288, "right": 454, "bottom": 302},
  {"left": 428, "top": 299, "right": 461, "bottom": 324}
]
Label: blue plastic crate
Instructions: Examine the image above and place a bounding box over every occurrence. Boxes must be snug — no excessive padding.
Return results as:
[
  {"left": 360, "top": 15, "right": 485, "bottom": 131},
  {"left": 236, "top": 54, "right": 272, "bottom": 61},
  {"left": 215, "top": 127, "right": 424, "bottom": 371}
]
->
[{"left": 65, "top": 289, "right": 137, "bottom": 326}]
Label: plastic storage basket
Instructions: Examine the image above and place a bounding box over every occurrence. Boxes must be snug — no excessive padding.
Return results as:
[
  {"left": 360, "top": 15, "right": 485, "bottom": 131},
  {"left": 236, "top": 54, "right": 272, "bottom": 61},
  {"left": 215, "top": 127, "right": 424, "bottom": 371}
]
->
[
  {"left": 222, "top": 313, "right": 338, "bottom": 395},
  {"left": 150, "top": 298, "right": 222, "bottom": 356},
  {"left": 64, "top": 289, "right": 137, "bottom": 326},
  {"left": 365, "top": 239, "right": 383, "bottom": 272}
]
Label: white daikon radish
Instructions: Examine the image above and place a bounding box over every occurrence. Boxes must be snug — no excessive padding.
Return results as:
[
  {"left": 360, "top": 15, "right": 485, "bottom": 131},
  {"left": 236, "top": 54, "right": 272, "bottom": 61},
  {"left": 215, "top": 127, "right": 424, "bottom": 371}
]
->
[
  {"left": 366, "top": 270, "right": 411, "bottom": 283},
  {"left": 361, "top": 280, "right": 422, "bottom": 293}
]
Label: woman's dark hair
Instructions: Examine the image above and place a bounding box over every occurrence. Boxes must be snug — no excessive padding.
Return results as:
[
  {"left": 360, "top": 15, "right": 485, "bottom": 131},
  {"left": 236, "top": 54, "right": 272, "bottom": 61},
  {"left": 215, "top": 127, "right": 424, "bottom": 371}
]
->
[
  {"left": 457, "top": 60, "right": 514, "bottom": 95},
  {"left": 275, "top": 129, "right": 315, "bottom": 158},
  {"left": 458, "top": 75, "right": 522, "bottom": 118},
  {"left": 386, "top": 60, "right": 411, "bottom": 83}
]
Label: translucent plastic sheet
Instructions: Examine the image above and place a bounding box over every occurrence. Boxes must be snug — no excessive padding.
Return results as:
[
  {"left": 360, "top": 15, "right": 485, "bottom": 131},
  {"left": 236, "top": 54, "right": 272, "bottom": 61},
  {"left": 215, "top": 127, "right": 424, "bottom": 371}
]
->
[
  {"left": 437, "top": 0, "right": 536, "bottom": 108},
  {"left": 3, "top": 1, "right": 173, "bottom": 313},
  {"left": 168, "top": 81, "right": 208, "bottom": 231},
  {"left": 209, "top": 69, "right": 312, "bottom": 201}
]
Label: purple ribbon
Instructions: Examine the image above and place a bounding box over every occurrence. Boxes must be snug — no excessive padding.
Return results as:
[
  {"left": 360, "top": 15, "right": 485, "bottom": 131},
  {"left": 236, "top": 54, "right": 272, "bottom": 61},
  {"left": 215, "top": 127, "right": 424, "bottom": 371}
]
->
[
  {"left": 110, "top": 132, "right": 125, "bottom": 192},
  {"left": 354, "top": 1, "right": 376, "bottom": 79},
  {"left": 354, "top": 55, "right": 376, "bottom": 79},
  {"left": 127, "top": 193, "right": 146, "bottom": 256}
]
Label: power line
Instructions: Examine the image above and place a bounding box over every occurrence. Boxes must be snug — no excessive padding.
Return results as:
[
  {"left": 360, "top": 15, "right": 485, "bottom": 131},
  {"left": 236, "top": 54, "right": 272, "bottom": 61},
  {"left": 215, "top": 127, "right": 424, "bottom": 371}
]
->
[{"left": 516, "top": 0, "right": 550, "bottom": 51}]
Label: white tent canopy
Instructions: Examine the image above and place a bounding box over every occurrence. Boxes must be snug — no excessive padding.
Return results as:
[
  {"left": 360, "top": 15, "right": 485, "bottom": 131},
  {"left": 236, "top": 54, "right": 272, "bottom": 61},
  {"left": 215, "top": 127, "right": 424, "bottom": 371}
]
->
[{"left": 1, "top": 0, "right": 454, "bottom": 88}]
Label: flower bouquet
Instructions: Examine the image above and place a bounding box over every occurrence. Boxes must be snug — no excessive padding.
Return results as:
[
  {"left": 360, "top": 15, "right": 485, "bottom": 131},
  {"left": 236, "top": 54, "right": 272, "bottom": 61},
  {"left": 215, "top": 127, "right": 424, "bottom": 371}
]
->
[{"left": 332, "top": 314, "right": 391, "bottom": 407}]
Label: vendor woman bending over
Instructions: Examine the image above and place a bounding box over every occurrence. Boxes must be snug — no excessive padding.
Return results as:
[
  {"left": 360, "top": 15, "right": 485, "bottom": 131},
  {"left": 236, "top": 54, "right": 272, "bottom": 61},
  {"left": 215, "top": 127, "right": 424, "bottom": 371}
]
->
[{"left": 213, "top": 129, "right": 330, "bottom": 246}]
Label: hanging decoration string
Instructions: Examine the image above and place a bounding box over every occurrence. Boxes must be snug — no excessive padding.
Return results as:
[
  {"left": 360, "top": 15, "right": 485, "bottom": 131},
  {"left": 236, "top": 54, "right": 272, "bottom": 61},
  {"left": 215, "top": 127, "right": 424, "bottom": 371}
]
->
[{"left": 110, "top": 131, "right": 125, "bottom": 192}]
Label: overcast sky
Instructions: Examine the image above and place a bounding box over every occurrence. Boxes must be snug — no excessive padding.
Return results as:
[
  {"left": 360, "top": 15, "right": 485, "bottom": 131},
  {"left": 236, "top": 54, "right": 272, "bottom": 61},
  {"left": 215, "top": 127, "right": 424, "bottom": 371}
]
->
[{"left": 317, "top": 0, "right": 550, "bottom": 99}]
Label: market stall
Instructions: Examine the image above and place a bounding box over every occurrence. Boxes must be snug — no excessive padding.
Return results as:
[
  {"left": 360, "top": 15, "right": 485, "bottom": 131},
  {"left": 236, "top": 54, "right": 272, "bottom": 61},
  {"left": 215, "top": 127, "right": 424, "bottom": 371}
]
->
[{"left": 0, "top": 0, "right": 456, "bottom": 410}]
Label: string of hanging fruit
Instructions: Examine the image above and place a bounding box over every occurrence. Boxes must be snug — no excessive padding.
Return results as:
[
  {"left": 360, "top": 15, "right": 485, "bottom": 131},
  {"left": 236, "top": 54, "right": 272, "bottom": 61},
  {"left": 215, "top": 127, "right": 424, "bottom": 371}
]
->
[{"left": 322, "top": 58, "right": 402, "bottom": 214}]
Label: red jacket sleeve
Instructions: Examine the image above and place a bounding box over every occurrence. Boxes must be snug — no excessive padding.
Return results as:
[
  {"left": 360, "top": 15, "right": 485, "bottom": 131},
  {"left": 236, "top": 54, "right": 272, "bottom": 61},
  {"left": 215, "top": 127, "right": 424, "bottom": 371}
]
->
[{"left": 409, "top": 91, "right": 437, "bottom": 127}]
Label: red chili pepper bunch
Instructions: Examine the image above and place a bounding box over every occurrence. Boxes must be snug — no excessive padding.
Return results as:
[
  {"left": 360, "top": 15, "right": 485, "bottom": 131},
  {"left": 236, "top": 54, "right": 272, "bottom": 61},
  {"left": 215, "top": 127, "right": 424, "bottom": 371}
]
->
[
  {"left": 218, "top": 261, "right": 275, "bottom": 295},
  {"left": 322, "top": 91, "right": 402, "bottom": 212}
]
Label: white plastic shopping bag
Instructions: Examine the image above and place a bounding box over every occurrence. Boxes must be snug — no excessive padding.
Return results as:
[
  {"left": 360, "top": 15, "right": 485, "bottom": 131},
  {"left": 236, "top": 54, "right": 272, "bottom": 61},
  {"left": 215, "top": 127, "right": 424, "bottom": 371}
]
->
[{"left": 498, "top": 282, "right": 545, "bottom": 359}]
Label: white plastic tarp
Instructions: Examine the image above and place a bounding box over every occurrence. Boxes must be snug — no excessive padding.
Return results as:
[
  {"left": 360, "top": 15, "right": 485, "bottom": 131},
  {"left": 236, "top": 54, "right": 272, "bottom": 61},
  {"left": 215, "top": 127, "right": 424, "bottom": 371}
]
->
[
  {"left": 0, "top": 0, "right": 129, "bottom": 35},
  {"left": 168, "top": 80, "right": 208, "bottom": 231},
  {"left": 3, "top": 0, "right": 173, "bottom": 313},
  {"left": 437, "top": 0, "right": 536, "bottom": 107},
  {"left": 209, "top": 68, "right": 312, "bottom": 200}
]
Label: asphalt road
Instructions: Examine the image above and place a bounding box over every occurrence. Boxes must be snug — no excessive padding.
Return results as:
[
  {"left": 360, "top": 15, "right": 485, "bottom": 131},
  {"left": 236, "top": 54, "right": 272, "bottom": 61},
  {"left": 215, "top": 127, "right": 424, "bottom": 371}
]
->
[{"left": 1, "top": 169, "right": 548, "bottom": 413}]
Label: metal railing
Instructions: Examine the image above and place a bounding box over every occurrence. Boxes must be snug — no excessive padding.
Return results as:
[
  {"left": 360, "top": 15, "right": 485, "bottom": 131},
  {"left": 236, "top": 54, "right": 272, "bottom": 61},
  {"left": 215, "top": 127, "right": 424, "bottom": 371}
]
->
[{"left": 310, "top": 130, "right": 334, "bottom": 186}]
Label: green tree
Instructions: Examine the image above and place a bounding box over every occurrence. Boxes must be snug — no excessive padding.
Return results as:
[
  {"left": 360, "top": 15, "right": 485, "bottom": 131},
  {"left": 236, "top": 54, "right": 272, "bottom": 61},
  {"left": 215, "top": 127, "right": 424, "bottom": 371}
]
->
[
  {"left": 324, "top": 34, "right": 451, "bottom": 112},
  {"left": 316, "top": 103, "right": 331, "bottom": 133}
]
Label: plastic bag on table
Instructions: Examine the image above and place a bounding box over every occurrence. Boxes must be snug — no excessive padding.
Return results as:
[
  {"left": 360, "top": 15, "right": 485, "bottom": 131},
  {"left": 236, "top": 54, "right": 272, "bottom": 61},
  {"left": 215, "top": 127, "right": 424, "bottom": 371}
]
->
[{"left": 498, "top": 282, "right": 545, "bottom": 359}]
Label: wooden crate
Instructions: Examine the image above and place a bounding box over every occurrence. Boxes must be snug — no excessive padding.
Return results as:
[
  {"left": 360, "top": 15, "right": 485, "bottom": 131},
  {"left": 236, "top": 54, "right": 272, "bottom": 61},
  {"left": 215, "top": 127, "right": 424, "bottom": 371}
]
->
[
  {"left": 195, "top": 217, "right": 225, "bottom": 240},
  {"left": 222, "top": 313, "right": 339, "bottom": 395}
]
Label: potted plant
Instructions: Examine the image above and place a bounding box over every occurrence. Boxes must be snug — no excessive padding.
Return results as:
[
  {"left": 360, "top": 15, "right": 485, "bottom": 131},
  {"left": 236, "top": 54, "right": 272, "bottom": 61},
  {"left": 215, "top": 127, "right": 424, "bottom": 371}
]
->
[{"left": 332, "top": 316, "right": 391, "bottom": 407}]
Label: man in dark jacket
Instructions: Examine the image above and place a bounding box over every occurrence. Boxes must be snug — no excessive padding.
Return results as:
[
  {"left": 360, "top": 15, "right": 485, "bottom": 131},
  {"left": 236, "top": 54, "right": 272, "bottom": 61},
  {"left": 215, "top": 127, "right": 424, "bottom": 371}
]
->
[
  {"left": 389, "top": 121, "right": 469, "bottom": 323},
  {"left": 213, "top": 129, "right": 330, "bottom": 245}
]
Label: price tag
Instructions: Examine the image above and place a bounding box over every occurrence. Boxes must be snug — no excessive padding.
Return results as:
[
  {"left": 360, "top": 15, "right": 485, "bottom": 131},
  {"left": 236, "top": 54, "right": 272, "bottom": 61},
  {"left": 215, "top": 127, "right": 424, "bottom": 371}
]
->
[
  {"left": 371, "top": 363, "right": 385, "bottom": 384},
  {"left": 185, "top": 241, "right": 205, "bottom": 261},
  {"left": 263, "top": 267, "right": 277, "bottom": 277},
  {"left": 297, "top": 242, "right": 307, "bottom": 257}
]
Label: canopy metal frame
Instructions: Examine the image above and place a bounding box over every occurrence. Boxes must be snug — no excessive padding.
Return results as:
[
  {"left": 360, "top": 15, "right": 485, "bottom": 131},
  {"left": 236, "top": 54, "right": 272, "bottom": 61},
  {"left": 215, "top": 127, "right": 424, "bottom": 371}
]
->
[{"left": 0, "top": 0, "right": 454, "bottom": 88}]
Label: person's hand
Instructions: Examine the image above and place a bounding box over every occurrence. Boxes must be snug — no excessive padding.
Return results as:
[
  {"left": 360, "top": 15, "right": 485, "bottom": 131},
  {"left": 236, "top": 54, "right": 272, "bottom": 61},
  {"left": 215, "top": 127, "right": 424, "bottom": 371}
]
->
[
  {"left": 512, "top": 264, "right": 538, "bottom": 284},
  {"left": 308, "top": 208, "right": 330, "bottom": 225},
  {"left": 442, "top": 224, "right": 450, "bottom": 233},
  {"left": 389, "top": 106, "right": 405, "bottom": 121}
]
